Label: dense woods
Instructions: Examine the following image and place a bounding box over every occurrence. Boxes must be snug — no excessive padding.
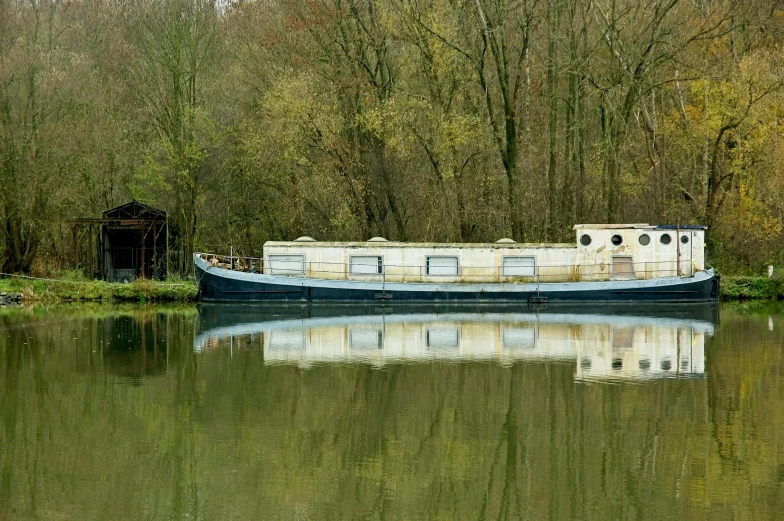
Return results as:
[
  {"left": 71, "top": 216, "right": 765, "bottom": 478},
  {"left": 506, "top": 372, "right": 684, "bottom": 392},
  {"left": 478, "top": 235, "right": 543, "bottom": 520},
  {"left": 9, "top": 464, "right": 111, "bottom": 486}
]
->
[{"left": 1, "top": 0, "right": 783, "bottom": 275}]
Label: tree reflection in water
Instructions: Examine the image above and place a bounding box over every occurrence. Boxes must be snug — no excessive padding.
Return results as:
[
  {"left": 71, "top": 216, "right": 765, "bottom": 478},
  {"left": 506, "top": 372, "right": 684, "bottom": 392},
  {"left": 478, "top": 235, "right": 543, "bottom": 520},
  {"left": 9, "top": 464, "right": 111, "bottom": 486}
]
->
[{"left": 0, "top": 303, "right": 783, "bottom": 520}]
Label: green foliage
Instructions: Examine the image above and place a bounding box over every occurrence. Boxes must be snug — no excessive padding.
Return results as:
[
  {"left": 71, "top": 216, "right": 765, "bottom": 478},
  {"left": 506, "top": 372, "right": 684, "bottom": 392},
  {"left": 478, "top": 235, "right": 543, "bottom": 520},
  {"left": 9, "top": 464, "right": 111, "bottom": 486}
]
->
[
  {"left": 721, "top": 276, "right": 784, "bottom": 300},
  {"left": 0, "top": 274, "right": 197, "bottom": 303},
  {"left": 1, "top": 0, "right": 784, "bottom": 273}
]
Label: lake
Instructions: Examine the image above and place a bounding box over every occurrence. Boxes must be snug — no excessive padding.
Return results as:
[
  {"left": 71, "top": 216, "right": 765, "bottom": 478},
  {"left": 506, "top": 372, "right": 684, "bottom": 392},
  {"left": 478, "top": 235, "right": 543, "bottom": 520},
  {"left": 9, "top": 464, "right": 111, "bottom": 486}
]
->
[{"left": 1, "top": 302, "right": 783, "bottom": 520}]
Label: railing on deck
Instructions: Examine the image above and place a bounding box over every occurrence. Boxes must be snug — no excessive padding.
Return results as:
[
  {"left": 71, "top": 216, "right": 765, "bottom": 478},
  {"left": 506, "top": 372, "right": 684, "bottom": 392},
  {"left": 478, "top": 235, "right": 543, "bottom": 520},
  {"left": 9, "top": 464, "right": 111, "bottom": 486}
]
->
[{"left": 197, "top": 253, "right": 698, "bottom": 283}]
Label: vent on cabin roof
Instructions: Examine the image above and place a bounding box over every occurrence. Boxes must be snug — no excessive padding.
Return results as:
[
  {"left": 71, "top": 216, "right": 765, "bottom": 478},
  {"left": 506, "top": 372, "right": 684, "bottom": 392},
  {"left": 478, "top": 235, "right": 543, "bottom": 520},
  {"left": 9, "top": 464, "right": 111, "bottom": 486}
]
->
[
  {"left": 368, "top": 237, "right": 388, "bottom": 242},
  {"left": 295, "top": 236, "right": 316, "bottom": 242},
  {"left": 496, "top": 238, "right": 515, "bottom": 244}
]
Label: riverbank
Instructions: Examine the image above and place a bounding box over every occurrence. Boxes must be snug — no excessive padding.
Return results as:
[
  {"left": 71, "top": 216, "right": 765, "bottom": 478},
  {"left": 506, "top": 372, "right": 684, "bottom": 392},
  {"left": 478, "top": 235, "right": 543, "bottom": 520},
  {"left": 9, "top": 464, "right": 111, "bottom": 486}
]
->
[
  {"left": 0, "top": 276, "right": 198, "bottom": 303},
  {"left": 720, "top": 276, "right": 784, "bottom": 300},
  {"left": 1, "top": 273, "right": 781, "bottom": 303}
]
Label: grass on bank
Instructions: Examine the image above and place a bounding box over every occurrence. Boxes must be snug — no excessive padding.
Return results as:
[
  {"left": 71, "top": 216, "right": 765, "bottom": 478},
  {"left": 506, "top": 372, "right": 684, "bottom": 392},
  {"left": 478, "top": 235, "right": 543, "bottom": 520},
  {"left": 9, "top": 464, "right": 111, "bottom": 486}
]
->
[
  {"left": 719, "top": 275, "right": 784, "bottom": 300},
  {"left": 1, "top": 271, "right": 782, "bottom": 302},
  {"left": 0, "top": 272, "right": 198, "bottom": 303}
]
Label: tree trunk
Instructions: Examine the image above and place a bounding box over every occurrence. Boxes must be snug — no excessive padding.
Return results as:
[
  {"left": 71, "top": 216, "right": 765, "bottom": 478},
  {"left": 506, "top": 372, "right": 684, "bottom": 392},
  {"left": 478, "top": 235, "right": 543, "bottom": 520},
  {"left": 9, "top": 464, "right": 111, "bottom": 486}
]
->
[
  {"left": 563, "top": 65, "right": 577, "bottom": 227},
  {"left": 546, "top": 0, "right": 560, "bottom": 240},
  {"left": 1, "top": 211, "right": 39, "bottom": 273},
  {"left": 503, "top": 114, "right": 522, "bottom": 241}
]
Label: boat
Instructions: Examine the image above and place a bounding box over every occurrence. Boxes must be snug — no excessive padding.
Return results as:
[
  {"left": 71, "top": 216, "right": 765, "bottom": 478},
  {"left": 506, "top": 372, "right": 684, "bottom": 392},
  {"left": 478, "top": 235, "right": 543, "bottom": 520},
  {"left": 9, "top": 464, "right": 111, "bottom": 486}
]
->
[
  {"left": 193, "top": 303, "right": 714, "bottom": 381},
  {"left": 194, "top": 224, "right": 720, "bottom": 303}
]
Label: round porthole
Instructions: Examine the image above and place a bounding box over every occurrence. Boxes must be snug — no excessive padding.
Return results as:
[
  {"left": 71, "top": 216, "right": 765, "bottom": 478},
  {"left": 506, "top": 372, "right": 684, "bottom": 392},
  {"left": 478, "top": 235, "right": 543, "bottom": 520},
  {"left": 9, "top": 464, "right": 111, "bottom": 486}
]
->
[
  {"left": 638, "top": 234, "right": 650, "bottom": 246},
  {"left": 660, "top": 233, "right": 672, "bottom": 245},
  {"left": 580, "top": 234, "right": 592, "bottom": 246},
  {"left": 680, "top": 235, "right": 689, "bottom": 244},
  {"left": 611, "top": 234, "right": 623, "bottom": 246}
]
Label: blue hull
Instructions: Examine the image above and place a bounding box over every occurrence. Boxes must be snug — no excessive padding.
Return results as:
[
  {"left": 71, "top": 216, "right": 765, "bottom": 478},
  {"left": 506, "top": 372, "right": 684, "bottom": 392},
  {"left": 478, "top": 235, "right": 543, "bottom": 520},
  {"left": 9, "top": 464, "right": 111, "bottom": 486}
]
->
[{"left": 195, "top": 256, "right": 719, "bottom": 303}]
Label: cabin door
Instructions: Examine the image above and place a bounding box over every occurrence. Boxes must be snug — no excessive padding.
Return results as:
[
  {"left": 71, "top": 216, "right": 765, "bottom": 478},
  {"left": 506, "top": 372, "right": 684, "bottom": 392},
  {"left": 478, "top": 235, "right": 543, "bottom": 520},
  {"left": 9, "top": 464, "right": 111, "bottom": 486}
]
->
[{"left": 678, "top": 231, "right": 693, "bottom": 276}]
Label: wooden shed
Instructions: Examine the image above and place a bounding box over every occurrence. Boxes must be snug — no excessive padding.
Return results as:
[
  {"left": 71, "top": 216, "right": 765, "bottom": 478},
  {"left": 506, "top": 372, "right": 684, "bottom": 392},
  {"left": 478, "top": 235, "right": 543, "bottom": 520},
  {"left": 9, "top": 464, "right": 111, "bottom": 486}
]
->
[{"left": 69, "top": 200, "right": 169, "bottom": 282}]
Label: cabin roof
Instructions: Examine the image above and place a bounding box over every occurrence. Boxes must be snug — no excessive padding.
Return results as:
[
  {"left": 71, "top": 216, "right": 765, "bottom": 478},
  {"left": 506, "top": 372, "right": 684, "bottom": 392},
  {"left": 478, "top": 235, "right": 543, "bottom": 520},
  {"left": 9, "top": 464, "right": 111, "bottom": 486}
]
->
[
  {"left": 264, "top": 241, "right": 576, "bottom": 249},
  {"left": 654, "top": 224, "right": 708, "bottom": 230},
  {"left": 573, "top": 223, "right": 650, "bottom": 230},
  {"left": 572, "top": 223, "right": 707, "bottom": 230}
]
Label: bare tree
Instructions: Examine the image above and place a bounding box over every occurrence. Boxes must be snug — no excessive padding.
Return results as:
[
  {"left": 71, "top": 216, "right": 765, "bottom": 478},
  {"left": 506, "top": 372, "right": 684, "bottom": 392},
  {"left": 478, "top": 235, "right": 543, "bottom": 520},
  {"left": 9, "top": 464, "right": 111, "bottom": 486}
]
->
[
  {"left": 588, "top": 0, "right": 737, "bottom": 222},
  {"left": 0, "top": 0, "right": 76, "bottom": 272},
  {"left": 404, "top": 0, "right": 541, "bottom": 241},
  {"left": 126, "top": 0, "right": 218, "bottom": 273}
]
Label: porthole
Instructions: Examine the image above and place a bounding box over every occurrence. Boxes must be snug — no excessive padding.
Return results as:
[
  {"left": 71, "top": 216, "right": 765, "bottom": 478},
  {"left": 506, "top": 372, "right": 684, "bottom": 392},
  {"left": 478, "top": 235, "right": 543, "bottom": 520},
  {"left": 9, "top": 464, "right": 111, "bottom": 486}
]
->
[
  {"left": 611, "top": 234, "right": 623, "bottom": 246},
  {"left": 580, "top": 234, "right": 592, "bottom": 246},
  {"left": 638, "top": 234, "right": 650, "bottom": 246},
  {"left": 660, "top": 233, "right": 672, "bottom": 245},
  {"left": 680, "top": 235, "right": 689, "bottom": 244}
]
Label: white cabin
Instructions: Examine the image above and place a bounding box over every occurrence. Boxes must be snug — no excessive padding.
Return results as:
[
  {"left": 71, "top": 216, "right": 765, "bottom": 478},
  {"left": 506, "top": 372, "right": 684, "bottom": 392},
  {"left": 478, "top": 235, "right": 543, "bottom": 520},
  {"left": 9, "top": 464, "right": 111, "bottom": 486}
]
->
[
  {"left": 194, "top": 313, "right": 710, "bottom": 381},
  {"left": 259, "top": 224, "right": 706, "bottom": 284},
  {"left": 574, "top": 224, "right": 706, "bottom": 281}
]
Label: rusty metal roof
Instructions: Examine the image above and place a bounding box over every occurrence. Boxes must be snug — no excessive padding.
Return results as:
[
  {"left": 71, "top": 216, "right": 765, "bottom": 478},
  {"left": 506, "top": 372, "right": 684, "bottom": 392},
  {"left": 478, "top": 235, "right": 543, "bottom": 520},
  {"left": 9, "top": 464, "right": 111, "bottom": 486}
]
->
[{"left": 102, "top": 200, "right": 166, "bottom": 220}]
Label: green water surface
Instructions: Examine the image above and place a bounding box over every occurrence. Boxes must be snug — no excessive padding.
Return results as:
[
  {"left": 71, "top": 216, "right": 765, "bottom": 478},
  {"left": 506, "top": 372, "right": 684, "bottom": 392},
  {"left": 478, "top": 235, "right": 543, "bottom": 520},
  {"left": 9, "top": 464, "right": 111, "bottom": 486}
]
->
[{"left": 0, "top": 303, "right": 782, "bottom": 520}]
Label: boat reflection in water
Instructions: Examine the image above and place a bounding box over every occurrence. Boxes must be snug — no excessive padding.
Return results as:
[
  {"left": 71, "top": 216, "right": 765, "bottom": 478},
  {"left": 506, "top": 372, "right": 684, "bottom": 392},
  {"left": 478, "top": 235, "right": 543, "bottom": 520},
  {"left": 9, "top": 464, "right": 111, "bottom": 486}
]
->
[{"left": 194, "top": 305, "right": 715, "bottom": 382}]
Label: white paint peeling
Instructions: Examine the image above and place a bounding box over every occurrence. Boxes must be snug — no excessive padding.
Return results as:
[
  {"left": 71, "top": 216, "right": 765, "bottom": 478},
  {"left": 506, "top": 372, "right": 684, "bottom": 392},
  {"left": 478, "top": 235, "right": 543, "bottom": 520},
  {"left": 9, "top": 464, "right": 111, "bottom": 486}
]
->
[{"left": 260, "top": 224, "right": 706, "bottom": 283}]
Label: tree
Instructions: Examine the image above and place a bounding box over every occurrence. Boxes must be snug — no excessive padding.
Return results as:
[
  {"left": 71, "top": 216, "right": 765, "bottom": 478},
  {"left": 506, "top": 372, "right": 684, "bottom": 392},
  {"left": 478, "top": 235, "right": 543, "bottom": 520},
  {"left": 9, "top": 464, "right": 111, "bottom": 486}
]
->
[
  {"left": 405, "top": 0, "right": 541, "bottom": 241},
  {"left": 0, "top": 0, "right": 83, "bottom": 273},
  {"left": 587, "top": 0, "right": 736, "bottom": 222},
  {"left": 125, "top": 0, "right": 219, "bottom": 274},
  {"left": 661, "top": 49, "right": 784, "bottom": 265}
]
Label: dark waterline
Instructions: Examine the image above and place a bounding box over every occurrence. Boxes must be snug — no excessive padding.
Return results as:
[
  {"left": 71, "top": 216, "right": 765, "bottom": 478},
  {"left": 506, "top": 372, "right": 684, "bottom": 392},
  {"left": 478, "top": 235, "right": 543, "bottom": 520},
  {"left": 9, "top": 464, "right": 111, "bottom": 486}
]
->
[{"left": 0, "top": 303, "right": 782, "bottom": 520}]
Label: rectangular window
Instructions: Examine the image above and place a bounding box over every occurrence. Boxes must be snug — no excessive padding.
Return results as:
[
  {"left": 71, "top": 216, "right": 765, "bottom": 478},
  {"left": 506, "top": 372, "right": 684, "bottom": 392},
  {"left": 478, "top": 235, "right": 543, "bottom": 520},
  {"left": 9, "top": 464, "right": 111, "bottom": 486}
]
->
[
  {"left": 502, "top": 327, "right": 536, "bottom": 350},
  {"left": 502, "top": 256, "right": 536, "bottom": 277},
  {"left": 267, "top": 254, "right": 305, "bottom": 275},
  {"left": 349, "top": 329, "right": 384, "bottom": 350},
  {"left": 350, "top": 255, "right": 383, "bottom": 275},
  {"left": 426, "top": 256, "right": 459, "bottom": 276},
  {"left": 426, "top": 328, "right": 460, "bottom": 349},
  {"left": 611, "top": 256, "right": 635, "bottom": 278},
  {"left": 268, "top": 330, "right": 305, "bottom": 351}
]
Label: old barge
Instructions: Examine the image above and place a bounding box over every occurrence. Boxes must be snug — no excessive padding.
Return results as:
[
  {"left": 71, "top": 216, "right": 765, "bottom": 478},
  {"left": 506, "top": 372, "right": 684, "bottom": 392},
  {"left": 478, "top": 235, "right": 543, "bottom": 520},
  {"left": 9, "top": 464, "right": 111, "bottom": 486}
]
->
[
  {"left": 193, "top": 305, "right": 713, "bottom": 381},
  {"left": 194, "top": 224, "right": 719, "bottom": 303}
]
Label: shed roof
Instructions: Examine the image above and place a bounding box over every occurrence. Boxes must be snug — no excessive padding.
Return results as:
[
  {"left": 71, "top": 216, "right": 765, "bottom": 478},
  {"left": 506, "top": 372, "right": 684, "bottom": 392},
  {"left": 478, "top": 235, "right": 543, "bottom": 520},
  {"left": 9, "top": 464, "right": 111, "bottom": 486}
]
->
[{"left": 103, "top": 200, "right": 166, "bottom": 220}]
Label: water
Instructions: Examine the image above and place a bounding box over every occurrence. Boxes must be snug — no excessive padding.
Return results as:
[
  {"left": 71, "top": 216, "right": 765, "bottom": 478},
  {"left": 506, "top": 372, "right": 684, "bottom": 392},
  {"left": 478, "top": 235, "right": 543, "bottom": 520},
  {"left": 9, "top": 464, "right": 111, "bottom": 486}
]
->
[{"left": 1, "top": 302, "right": 783, "bottom": 520}]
